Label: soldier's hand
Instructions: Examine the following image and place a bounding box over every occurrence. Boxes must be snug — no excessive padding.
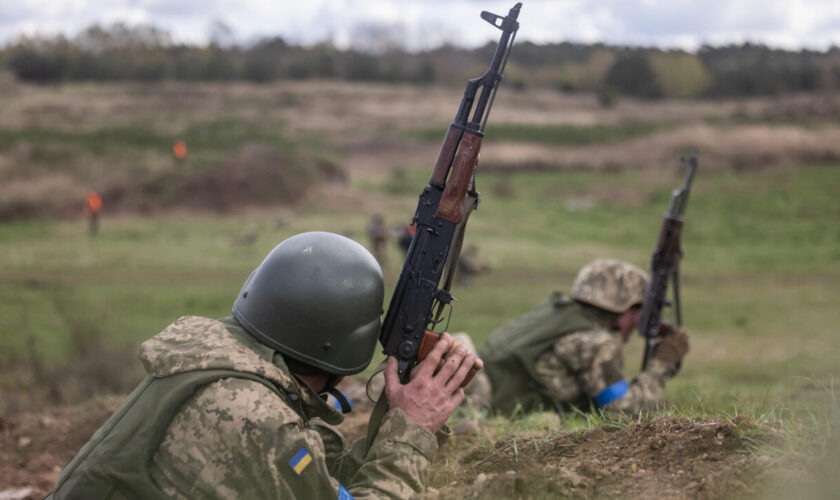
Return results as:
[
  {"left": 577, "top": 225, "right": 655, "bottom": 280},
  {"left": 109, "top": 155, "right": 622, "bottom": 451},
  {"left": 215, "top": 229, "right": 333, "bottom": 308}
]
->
[
  {"left": 652, "top": 326, "right": 690, "bottom": 368},
  {"left": 384, "top": 333, "right": 478, "bottom": 434}
]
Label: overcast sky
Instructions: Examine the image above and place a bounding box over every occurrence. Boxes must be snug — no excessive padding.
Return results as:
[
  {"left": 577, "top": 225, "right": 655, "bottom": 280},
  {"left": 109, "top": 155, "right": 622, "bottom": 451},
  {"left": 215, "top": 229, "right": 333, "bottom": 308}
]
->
[{"left": 2, "top": 0, "right": 840, "bottom": 51}]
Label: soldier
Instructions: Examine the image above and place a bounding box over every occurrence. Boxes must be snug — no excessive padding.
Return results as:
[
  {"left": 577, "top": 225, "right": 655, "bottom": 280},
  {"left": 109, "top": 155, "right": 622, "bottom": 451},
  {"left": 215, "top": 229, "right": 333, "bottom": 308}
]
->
[
  {"left": 48, "top": 232, "right": 477, "bottom": 499},
  {"left": 367, "top": 213, "right": 387, "bottom": 266},
  {"left": 456, "top": 243, "right": 490, "bottom": 286},
  {"left": 475, "top": 258, "right": 689, "bottom": 414},
  {"left": 396, "top": 222, "right": 415, "bottom": 255},
  {"left": 83, "top": 190, "right": 102, "bottom": 237}
]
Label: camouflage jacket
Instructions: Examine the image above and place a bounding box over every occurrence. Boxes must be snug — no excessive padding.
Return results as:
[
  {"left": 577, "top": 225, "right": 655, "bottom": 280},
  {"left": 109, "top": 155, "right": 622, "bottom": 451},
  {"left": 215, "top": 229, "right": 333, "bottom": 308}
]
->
[
  {"left": 52, "top": 316, "right": 439, "bottom": 499},
  {"left": 533, "top": 325, "right": 672, "bottom": 413},
  {"left": 148, "top": 316, "right": 439, "bottom": 499},
  {"left": 481, "top": 294, "right": 672, "bottom": 414}
]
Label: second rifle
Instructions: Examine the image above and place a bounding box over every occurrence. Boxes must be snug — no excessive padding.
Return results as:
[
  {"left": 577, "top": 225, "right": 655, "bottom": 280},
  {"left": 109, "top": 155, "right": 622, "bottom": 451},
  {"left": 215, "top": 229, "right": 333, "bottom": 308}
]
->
[{"left": 639, "top": 154, "right": 699, "bottom": 371}]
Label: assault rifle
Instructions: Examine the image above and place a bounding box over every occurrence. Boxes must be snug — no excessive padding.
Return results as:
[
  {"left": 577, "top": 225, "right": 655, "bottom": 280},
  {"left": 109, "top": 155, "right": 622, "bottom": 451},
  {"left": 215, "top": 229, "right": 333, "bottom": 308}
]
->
[
  {"left": 639, "top": 154, "right": 698, "bottom": 371},
  {"left": 380, "top": 3, "right": 521, "bottom": 383}
]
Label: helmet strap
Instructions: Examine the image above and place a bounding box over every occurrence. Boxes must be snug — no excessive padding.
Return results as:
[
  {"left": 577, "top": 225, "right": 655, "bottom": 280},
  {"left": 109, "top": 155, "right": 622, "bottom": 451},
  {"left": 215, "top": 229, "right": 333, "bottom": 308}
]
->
[
  {"left": 324, "top": 387, "right": 353, "bottom": 414},
  {"left": 319, "top": 373, "right": 353, "bottom": 414}
]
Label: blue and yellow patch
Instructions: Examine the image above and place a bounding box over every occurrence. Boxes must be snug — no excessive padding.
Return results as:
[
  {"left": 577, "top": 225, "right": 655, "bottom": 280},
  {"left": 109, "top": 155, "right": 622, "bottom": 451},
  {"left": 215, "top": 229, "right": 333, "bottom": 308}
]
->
[{"left": 288, "top": 447, "right": 312, "bottom": 475}]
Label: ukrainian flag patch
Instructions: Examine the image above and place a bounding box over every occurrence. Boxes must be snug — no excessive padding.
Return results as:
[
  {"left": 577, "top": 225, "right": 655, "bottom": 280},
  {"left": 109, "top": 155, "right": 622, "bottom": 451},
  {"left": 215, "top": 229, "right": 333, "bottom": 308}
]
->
[{"left": 289, "top": 447, "right": 312, "bottom": 475}]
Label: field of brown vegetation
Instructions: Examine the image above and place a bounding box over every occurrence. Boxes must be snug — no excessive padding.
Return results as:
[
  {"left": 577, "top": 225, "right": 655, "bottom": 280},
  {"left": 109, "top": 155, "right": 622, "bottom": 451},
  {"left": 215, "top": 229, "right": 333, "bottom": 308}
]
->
[{"left": 2, "top": 78, "right": 840, "bottom": 220}]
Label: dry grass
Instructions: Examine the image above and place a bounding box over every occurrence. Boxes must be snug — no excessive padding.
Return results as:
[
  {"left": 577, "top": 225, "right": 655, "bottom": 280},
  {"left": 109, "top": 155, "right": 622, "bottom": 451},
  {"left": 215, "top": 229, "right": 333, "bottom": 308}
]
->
[
  {"left": 3, "top": 82, "right": 839, "bottom": 205},
  {"left": 480, "top": 123, "right": 840, "bottom": 172}
]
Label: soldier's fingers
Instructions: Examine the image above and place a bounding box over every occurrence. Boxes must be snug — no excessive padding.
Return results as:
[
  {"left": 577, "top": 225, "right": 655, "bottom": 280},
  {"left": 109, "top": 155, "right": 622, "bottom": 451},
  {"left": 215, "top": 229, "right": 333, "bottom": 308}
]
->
[
  {"left": 445, "top": 353, "right": 476, "bottom": 393},
  {"left": 449, "top": 388, "right": 466, "bottom": 410},
  {"left": 434, "top": 344, "right": 469, "bottom": 383},
  {"left": 434, "top": 338, "right": 463, "bottom": 374},
  {"left": 415, "top": 333, "right": 451, "bottom": 380}
]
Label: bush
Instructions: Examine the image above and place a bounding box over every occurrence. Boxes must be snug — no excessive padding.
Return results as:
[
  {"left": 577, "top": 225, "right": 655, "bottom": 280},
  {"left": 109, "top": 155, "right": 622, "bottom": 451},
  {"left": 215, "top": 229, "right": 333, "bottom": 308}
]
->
[
  {"left": 650, "top": 52, "right": 711, "bottom": 99},
  {"left": 604, "top": 52, "right": 663, "bottom": 99}
]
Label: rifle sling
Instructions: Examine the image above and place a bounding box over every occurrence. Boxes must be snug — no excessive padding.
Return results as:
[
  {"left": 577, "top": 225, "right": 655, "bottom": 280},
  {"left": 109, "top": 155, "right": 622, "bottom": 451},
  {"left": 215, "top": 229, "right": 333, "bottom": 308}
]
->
[
  {"left": 672, "top": 261, "right": 682, "bottom": 327},
  {"left": 435, "top": 186, "right": 479, "bottom": 321}
]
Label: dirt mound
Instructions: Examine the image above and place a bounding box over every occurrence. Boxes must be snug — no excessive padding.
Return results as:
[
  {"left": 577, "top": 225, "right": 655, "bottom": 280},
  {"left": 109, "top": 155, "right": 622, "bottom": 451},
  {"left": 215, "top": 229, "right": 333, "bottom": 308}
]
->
[
  {"left": 0, "top": 396, "right": 122, "bottom": 498},
  {"left": 427, "top": 417, "right": 780, "bottom": 499},
  {"left": 103, "top": 143, "right": 345, "bottom": 216},
  {"left": 0, "top": 143, "right": 345, "bottom": 221},
  {"left": 0, "top": 393, "right": 802, "bottom": 500}
]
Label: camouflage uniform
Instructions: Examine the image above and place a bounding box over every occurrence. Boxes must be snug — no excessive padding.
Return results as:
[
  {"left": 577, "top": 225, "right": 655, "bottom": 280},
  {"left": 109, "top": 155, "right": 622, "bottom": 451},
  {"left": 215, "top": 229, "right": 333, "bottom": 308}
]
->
[
  {"left": 479, "top": 259, "right": 677, "bottom": 414},
  {"left": 531, "top": 313, "right": 673, "bottom": 412},
  {"left": 50, "top": 316, "right": 439, "bottom": 499}
]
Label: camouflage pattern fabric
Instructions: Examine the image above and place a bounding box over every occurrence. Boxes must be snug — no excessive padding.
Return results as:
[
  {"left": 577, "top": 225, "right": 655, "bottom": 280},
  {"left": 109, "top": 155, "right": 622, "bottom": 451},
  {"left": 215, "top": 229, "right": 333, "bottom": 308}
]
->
[
  {"left": 570, "top": 258, "right": 649, "bottom": 313},
  {"left": 533, "top": 328, "right": 672, "bottom": 412},
  {"left": 143, "top": 316, "right": 438, "bottom": 499},
  {"left": 474, "top": 292, "right": 674, "bottom": 414}
]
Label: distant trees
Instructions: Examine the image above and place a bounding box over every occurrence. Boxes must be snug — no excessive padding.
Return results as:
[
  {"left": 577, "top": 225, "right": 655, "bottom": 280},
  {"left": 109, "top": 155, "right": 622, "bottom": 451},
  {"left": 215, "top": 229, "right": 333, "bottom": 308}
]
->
[
  {"left": 699, "top": 44, "right": 823, "bottom": 96},
  {"left": 3, "top": 22, "right": 839, "bottom": 99},
  {"left": 8, "top": 41, "right": 73, "bottom": 81},
  {"left": 603, "top": 52, "right": 662, "bottom": 99},
  {"left": 650, "top": 52, "right": 710, "bottom": 99}
]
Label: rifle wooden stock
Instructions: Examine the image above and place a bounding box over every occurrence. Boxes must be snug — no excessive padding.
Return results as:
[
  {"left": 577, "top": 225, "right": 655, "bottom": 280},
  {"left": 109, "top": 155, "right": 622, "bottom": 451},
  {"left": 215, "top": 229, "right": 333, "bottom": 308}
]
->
[
  {"left": 430, "top": 126, "right": 464, "bottom": 186},
  {"left": 435, "top": 132, "right": 482, "bottom": 223},
  {"left": 417, "top": 330, "right": 480, "bottom": 387}
]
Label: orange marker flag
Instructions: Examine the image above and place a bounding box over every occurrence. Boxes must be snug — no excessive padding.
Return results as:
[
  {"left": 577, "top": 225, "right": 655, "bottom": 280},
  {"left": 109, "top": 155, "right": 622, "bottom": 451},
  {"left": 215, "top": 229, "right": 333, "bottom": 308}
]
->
[
  {"left": 85, "top": 191, "right": 102, "bottom": 215},
  {"left": 173, "top": 140, "right": 187, "bottom": 161}
]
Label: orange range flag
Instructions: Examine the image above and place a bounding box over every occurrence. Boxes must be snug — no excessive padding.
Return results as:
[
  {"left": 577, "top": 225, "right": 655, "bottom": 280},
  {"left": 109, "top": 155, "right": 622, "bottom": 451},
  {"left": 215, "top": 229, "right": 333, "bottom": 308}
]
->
[
  {"left": 173, "top": 140, "right": 187, "bottom": 161},
  {"left": 85, "top": 191, "right": 102, "bottom": 215}
]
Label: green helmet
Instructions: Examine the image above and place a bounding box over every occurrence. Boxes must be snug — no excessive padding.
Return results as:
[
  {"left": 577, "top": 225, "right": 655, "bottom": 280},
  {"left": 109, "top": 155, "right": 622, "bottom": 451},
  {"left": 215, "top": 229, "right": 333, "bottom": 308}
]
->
[
  {"left": 233, "top": 231, "right": 384, "bottom": 376},
  {"left": 571, "top": 258, "right": 649, "bottom": 313}
]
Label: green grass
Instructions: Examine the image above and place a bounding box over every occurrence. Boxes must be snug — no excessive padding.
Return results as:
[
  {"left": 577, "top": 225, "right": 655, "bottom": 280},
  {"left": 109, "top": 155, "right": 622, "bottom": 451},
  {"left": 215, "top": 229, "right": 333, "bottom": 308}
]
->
[
  {"left": 1, "top": 157, "right": 839, "bottom": 465},
  {"left": 405, "top": 122, "right": 664, "bottom": 144}
]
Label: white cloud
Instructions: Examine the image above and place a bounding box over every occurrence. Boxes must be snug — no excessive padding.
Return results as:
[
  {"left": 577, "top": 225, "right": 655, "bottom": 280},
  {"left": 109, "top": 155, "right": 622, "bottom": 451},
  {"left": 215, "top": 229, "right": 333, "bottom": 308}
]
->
[{"left": 1, "top": 0, "right": 839, "bottom": 51}]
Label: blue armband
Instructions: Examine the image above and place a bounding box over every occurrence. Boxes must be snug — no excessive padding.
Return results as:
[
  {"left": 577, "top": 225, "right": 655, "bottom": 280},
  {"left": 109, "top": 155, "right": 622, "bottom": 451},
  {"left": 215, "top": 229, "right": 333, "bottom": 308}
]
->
[
  {"left": 338, "top": 484, "right": 354, "bottom": 500},
  {"left": 594, "top": 380, "right": 629, "bottom": 407}
]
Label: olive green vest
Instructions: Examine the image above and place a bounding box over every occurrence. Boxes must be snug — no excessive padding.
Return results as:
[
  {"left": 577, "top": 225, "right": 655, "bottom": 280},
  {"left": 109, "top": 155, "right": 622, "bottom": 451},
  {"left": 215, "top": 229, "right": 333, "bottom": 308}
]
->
[
  {"left": 479, "top": 293, "right": 596, "bottom": 414},
  {"left": 47, "top": 368, "right": 287, "bottom": 499}
]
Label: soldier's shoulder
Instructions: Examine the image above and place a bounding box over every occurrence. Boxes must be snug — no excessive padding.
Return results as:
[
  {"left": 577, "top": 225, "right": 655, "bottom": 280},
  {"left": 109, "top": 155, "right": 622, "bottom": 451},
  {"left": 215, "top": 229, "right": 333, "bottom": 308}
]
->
[
  {"left": 182, "top": 376, "right": 303, "bottom": 431},
  {"left": 556, "top": 327, "right": 620, "bottom": 351},
  {"left": 154, "top": 377, "right": 307, "bottom": 494}
]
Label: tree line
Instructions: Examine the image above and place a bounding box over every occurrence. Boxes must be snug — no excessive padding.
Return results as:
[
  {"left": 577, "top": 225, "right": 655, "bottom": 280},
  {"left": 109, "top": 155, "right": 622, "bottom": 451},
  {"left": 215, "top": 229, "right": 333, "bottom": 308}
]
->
[{"left": 2, "top": 23, "right": 839, "bottom": 99}]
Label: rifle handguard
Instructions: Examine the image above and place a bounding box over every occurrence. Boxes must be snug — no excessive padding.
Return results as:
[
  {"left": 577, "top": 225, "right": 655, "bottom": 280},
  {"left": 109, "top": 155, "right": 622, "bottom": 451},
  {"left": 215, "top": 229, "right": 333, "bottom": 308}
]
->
[
  {"left": 430, "top": 126, "right": 464, "bottom": 186},
  {"left": 435, "top": 132, "right": 482, "bottom": 223},
  {"left": 417, "top": 330, "right": 481, "bottom": 388}
]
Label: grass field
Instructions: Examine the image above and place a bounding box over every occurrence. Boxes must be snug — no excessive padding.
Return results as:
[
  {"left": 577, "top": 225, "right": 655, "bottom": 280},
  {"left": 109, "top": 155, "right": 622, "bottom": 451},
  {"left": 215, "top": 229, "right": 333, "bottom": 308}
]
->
[
  {"left": 3, "top": 162, "right": 837, "bottom": 406},
  {"left": 1, "top": 80, "right": 839, "bottom": 497}
]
